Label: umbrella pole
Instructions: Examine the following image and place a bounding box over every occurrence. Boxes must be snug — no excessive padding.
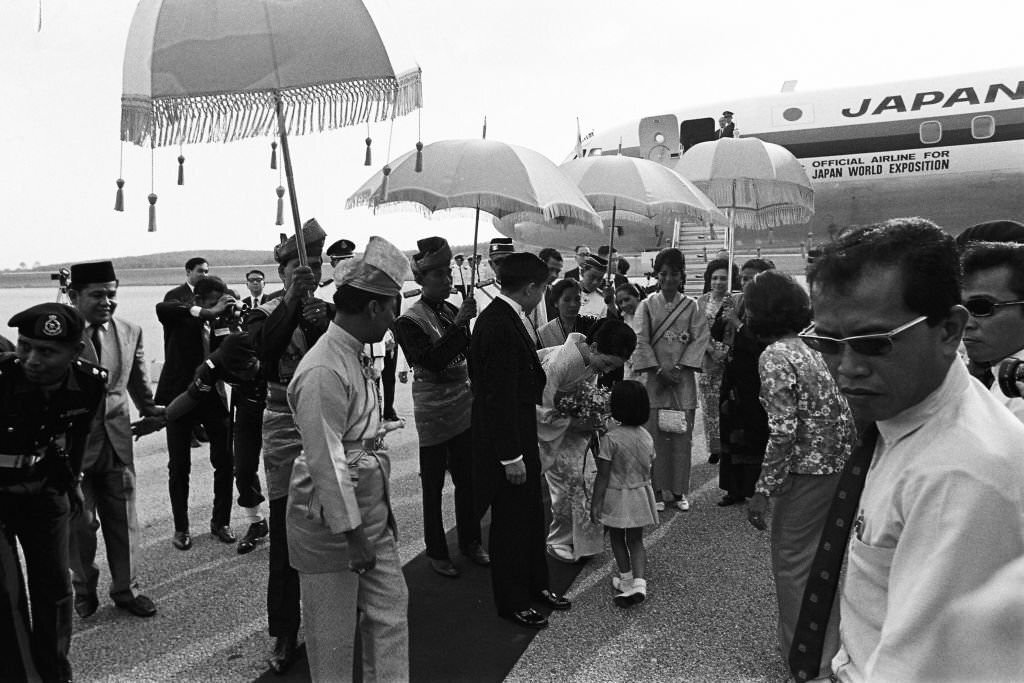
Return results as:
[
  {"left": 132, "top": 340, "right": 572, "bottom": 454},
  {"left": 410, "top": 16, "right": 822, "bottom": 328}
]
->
[
  {"left": 606, "top": 202, "right": 617, "bottom": 286},
  {"left": 726, "top": 208, "right": 735, "bottom": 292},
  {"left": 470, "top": 206, "right": 481, "bottom": 289},
  {"left": 275, "top": 93, "right": 308, "bottom": 268}
]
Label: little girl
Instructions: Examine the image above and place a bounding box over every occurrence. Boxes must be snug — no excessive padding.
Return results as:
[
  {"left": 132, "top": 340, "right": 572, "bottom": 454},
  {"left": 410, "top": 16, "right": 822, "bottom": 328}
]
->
[{"left": 590, "top": 380, "right": 658, "bottom": 606}]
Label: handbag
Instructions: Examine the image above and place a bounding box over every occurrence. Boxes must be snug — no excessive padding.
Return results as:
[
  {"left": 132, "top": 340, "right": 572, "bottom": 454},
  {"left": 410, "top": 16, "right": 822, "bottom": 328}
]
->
[{"left": 657, "top": 394, "right": 689, "bottom": 434}]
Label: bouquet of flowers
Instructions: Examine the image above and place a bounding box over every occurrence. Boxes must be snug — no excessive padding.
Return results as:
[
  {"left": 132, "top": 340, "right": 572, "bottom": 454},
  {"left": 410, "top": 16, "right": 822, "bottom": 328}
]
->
[{"left": 555, "top": 383, "right": 612, "bottom": 429}]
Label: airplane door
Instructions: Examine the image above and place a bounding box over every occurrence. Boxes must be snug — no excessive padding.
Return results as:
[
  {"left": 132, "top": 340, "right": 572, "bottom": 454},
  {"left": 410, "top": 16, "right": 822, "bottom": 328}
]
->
[
  {"left": 638, "top": 114, "right": 679, "bottom": 164},
  {"left": 681, "top": 118, "right": 716, "bottom": 151}
]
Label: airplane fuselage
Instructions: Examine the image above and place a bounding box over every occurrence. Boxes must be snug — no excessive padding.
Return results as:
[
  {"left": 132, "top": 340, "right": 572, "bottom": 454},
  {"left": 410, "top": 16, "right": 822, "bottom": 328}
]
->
[{"left": 576, "top": 67, "right": 1024, "bottom": 249}]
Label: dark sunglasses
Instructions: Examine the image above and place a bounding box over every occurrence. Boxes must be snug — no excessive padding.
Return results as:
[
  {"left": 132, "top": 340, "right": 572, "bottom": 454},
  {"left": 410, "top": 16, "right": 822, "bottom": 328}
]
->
[
  {"left": 798, "top": 315, "right": 927, "bottom": 357},
  {"left": 963, "top": 298, "right": 1024, "bottom": 317}
]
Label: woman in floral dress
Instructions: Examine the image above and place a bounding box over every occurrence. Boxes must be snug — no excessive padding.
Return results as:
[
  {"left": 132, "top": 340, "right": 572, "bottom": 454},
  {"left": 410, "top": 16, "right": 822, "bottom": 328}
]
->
[
  {"left": 696, "top": 258, "right": 739, "bottom": 464},
  {"left": 742, "top": 271, "right": 855, "bottom": 662}
]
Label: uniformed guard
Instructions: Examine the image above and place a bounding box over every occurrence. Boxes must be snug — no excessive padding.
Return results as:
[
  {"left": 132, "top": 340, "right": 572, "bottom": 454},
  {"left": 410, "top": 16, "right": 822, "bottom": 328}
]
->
[
  {"left": 286, "top": 235, "right": 412, "bottom": 682},
  {"left": 394, "top": 237, "right": 488, "bottom": 578},
  {"left": 244, "top": 218, "right": 329, "bottom": 673},
  {"left": 0, "top": 303, "right": 106, "bottom": 683},
  {"left": 578, "top": 252, "right": 612, "bottom": 318}
]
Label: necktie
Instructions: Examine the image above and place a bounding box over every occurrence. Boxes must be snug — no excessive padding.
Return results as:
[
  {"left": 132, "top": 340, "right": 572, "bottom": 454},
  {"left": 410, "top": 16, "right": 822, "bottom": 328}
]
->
[
  {"left": 788, "top": 423, "right": 879, "bottom": 682},
  {"left": 91, "top": 325, "right": 103, "bottom": 366}
]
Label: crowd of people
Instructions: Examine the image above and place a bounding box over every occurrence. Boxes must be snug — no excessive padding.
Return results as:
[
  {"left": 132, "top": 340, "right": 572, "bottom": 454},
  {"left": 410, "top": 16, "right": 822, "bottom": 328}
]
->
[{"left": 2, "top": 215, "right": 1024, "bottom": 682}]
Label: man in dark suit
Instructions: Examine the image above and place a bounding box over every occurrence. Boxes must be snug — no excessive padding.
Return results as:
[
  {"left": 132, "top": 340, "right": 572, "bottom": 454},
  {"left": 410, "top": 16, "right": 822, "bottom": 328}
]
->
[
  {"left": 155, "top": 276, "right": 238, "bottom": 551},
  {"left": 68, "top": 261, "right": 164, "bottom": 619},
  {"left": 163, "top": 257, "right": 209, "bottom": 304},
  {"left": 716, "top": 110, "right": 737, "bottom": 138},
  {"left": 471, "top": 252, "right": 571, "bottom": 630},
  {"left": 562, "top": 245, "right": 591, "bottom": 282},
  {"left": 241, "top": 269, "right": 270, "bottom": 310}
]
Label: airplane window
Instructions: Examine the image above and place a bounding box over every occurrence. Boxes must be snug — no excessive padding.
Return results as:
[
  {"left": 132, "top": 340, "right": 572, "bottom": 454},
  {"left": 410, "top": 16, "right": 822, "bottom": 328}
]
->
[
  {"left": 971, "top": 115, "right": 995, "bottom": 140},
  {"left": 587, "top": 148, "right": 603, "bottom": 156},
  {"left": 920, "top": 121, "right": 942, "bottom": 144}
]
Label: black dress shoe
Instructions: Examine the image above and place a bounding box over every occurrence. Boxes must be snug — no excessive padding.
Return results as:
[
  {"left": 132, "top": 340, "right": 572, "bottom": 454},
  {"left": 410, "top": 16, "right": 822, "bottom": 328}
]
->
[
  {"left": 210, "top": 524, "right": 237, "bottom": 544},
  {"left": 237, "top": 519, "right": 269, "bottom": 554},
  {"left": 708, "top": 452, "right": 721, "bottom": 464},
  {"left": 114, "top": 594, "right": 157, "bottom": 618},
  {"left": 429, "top": 558, "right": 460, "bottom": 578},
  {"left": 506, "top": 608, "right": 548, "bottom": 629},
  {"left": 75, "top": 593, "right": 99, "bottom": 618},
  {"left": 462, "top": 542, "right": 491, "bottom": 566},
  {"left": 536, "top": 590, "right": 572, "bottom": 611},
  {"left": 172, "top": 531, "right": 193, "bottom": 550},
  {"left": 268, "top": 634, "right": 299, "bottom": 674}
]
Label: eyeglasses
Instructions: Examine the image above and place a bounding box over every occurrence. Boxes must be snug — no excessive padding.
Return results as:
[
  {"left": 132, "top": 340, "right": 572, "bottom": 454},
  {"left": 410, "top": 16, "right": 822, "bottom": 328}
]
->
[
  {"left": 798, "top": 315, "right": 928, "bottom": 356},
  {"left": 247, "top": 277, "right": 264, "bottom": 283},
  {"left": 963, "top": 298, "right": 1024, "bottom": 317}
]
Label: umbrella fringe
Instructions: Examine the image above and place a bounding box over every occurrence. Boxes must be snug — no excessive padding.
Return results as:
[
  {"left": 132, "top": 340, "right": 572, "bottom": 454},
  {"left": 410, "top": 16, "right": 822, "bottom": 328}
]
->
[
  {"left": 696, "top": 178, "right": 813, "bottom": 218},
  {"left": 121, "top": 69, "right": 422, "bottom": 147}
]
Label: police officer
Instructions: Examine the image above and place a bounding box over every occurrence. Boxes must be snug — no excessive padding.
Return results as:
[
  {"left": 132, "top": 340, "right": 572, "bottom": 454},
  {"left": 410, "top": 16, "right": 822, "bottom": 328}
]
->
[{"left": 0, "top": 303, "right": 106, "bottom": 683}]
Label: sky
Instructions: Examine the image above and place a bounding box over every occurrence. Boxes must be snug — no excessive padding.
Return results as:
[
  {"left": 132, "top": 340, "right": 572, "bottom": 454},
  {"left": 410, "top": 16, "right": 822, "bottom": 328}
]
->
[{"left": 1, "top": 0, "right": 1023, "bottom": 269}]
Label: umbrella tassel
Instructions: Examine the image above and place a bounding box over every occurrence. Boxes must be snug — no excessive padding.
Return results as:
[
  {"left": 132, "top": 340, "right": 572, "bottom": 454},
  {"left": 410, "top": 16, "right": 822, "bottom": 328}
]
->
[
  {"left": 364, "top": 137, "right": 372, "bottom": 166},
  {"left": 275, "top": 186, "right": 285, "bottom": 226},
  {"left": 380, "top": 165, "right": 391, "bottom": 202},
  {"left": 114, "top": 179, "right": 125, "bottom": 212},
  {"left": 147, "top": 193, "right": 157, "bottom": 232},
  {"left": 415, "top": 141, "right": 423, "bottom": 172},
  {"left": 177, "top": 154, "right": 185, "bottom": 186},
  {"left": 270, "top": 141, "right": 278, "bottom": 170}
]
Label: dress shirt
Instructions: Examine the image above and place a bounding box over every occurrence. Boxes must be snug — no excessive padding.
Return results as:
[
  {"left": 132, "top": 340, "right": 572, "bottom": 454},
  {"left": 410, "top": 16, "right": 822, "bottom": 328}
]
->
[
  {"left": 755, "top": 337, "right": 854, "bottom": 496},
  {"left": 832, "top": 360, "right": 1024, "bottom": 682}
]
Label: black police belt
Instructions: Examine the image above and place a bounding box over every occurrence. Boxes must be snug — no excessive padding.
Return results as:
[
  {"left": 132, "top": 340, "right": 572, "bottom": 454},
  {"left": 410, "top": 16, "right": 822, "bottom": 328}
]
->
[{"left": 0, "top": 447, "right": 48, "bottom": 470}]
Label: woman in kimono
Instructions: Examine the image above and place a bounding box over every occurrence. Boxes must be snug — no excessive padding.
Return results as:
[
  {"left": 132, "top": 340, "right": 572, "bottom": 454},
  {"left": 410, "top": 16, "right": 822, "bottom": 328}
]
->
[
  {"left": 537, "top": 279, "right": 599, "bottom": 349},
  {"left": 537, "top": 319, "right": 637, "bottom": 562},
  {"left": 632, "top": 248, "right": 709, "bottom": 512}
]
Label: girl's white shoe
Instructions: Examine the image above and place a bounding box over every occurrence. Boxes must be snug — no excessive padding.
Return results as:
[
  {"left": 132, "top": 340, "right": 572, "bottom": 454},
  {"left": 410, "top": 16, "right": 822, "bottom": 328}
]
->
[{"left": 614, "top": 578, "right": 647, "bottom": 608}]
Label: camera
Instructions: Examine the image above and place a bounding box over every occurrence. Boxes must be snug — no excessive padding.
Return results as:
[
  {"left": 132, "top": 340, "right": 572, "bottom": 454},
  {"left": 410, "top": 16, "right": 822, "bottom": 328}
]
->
[{"left": 997, "top": 358, "right": 1024, "bottom": 398}]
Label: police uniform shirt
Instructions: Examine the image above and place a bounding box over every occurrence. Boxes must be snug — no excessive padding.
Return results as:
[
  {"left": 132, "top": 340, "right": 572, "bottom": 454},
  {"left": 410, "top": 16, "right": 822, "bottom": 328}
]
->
[{"left": 0, "top": 354, "right": 107, "bottom": 485}]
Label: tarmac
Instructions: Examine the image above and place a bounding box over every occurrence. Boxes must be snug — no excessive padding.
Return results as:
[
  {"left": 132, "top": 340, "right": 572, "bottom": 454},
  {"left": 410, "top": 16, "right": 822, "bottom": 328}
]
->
[{"left": 67, "top": 381, "right": 787, "bottom": 682}]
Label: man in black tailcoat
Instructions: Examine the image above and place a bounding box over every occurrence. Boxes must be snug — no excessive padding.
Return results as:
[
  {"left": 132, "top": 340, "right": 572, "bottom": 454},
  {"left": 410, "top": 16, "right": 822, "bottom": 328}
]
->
[{"left": 470, "top": 252, "right": 571, "bottom": 630}]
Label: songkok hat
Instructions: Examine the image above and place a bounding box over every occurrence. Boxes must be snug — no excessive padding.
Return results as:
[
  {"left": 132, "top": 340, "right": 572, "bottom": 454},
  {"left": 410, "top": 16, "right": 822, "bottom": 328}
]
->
[
  {"left": 274, "top": 218, "right": 327, "bottom": 264},
  {"left": 326, "top": 238, "right": 356, "bottom": 260},
  {"left": 496, "top": 252, "right": 547, "bottom": 286},
  {"left": 582, "top": 254, "right": 609, "bottom": 271},
  {"left": 411, "top": 236, "right": 452, "bottom": 276},
  {"left": 70, "top": 261, "right": 117, "bottom": 287},
  {"left": 489, "top": 237, "right": 515, "bottom": 257},
  {"left": 597, "top": 245, "right": 617, "bottom": 257},
  {"left": 956, "top": 220, "right": 1024, "bottom": 248},
  {"left": 9, "top": 303, "right": 84, "bottom": 342},
  {"left": 336, "top": 236, "right": 411, "bottom": 296}
]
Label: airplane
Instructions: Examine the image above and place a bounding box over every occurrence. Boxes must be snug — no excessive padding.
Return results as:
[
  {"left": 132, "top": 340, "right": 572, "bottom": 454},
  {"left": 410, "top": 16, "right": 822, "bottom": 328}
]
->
[{"left": 510, "top": 67, "right": 1024, "bottom": 253}]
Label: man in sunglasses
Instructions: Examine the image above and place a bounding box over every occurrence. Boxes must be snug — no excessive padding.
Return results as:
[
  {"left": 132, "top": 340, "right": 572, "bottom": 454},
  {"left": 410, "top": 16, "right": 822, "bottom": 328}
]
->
[
  {"left": 960, "top": 241, "right": 1024, "bottom": 421},
  {"left": 802, "top": 218, "right": 1024, "bottom": 682}
]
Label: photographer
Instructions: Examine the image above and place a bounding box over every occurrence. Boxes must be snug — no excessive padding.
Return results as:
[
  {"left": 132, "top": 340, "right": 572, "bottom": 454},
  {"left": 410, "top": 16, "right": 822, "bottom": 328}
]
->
[
  {"left": 961, "top": 241, "right": 1024, "bottom": 422},
  {"left": 155, "top": 276, "right": 239, "bottom": 551}
]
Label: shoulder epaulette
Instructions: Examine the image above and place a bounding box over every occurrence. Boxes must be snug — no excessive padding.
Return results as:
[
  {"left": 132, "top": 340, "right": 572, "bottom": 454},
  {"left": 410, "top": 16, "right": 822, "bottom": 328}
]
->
[{"left": 74, "top": 358, "right": 109, "bottom": 383}]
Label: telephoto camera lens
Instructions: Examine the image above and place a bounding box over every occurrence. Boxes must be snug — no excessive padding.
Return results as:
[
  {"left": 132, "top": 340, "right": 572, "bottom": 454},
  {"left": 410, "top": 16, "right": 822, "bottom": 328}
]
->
[{"left": 997, "top": 358, "right": 1024, "bottom": 398}]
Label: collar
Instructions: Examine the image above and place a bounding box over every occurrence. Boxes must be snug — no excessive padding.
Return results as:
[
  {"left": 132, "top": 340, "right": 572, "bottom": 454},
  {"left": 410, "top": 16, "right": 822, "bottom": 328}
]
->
[
  {"left": 877, "top": 359, "right": 966, "bottom": 448},
  {"left": 420, "top": 296, "right": 448, "bottom": 312},
  {"left": 91, "top": 321, "right": 110, "bottom": 332},
  {"left": 326, "top": 321, "right": 366, "bottom": 356},
  {"left": 11, "top": 359, "right": 79, "bottom": 395},
  {"left": 495, "top": 292, "right": 525, "bottom": 316}
]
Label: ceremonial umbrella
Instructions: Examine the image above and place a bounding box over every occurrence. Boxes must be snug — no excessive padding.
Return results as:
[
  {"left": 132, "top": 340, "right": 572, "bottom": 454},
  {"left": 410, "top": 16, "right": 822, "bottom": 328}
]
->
[
  {"left": 671, "top": 137, "right": 814, "bottom": 288},
  {"left": 493, "top": 209, "right": 675, "bottom": 253},
  {"left": 558, "top": 155, "right": 727, "bottom": 281},
  {"left": 120, "top": 0, "right": 422, "bottom": 265},
  {"left": 346, "top": 138, "right": 602, "bottom": 286}
]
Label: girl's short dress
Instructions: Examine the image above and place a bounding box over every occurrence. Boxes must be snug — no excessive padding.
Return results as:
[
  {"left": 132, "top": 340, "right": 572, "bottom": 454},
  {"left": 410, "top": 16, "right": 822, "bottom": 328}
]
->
[{"left": 596, "top": 425, "right": 659, "bottom": 529}]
